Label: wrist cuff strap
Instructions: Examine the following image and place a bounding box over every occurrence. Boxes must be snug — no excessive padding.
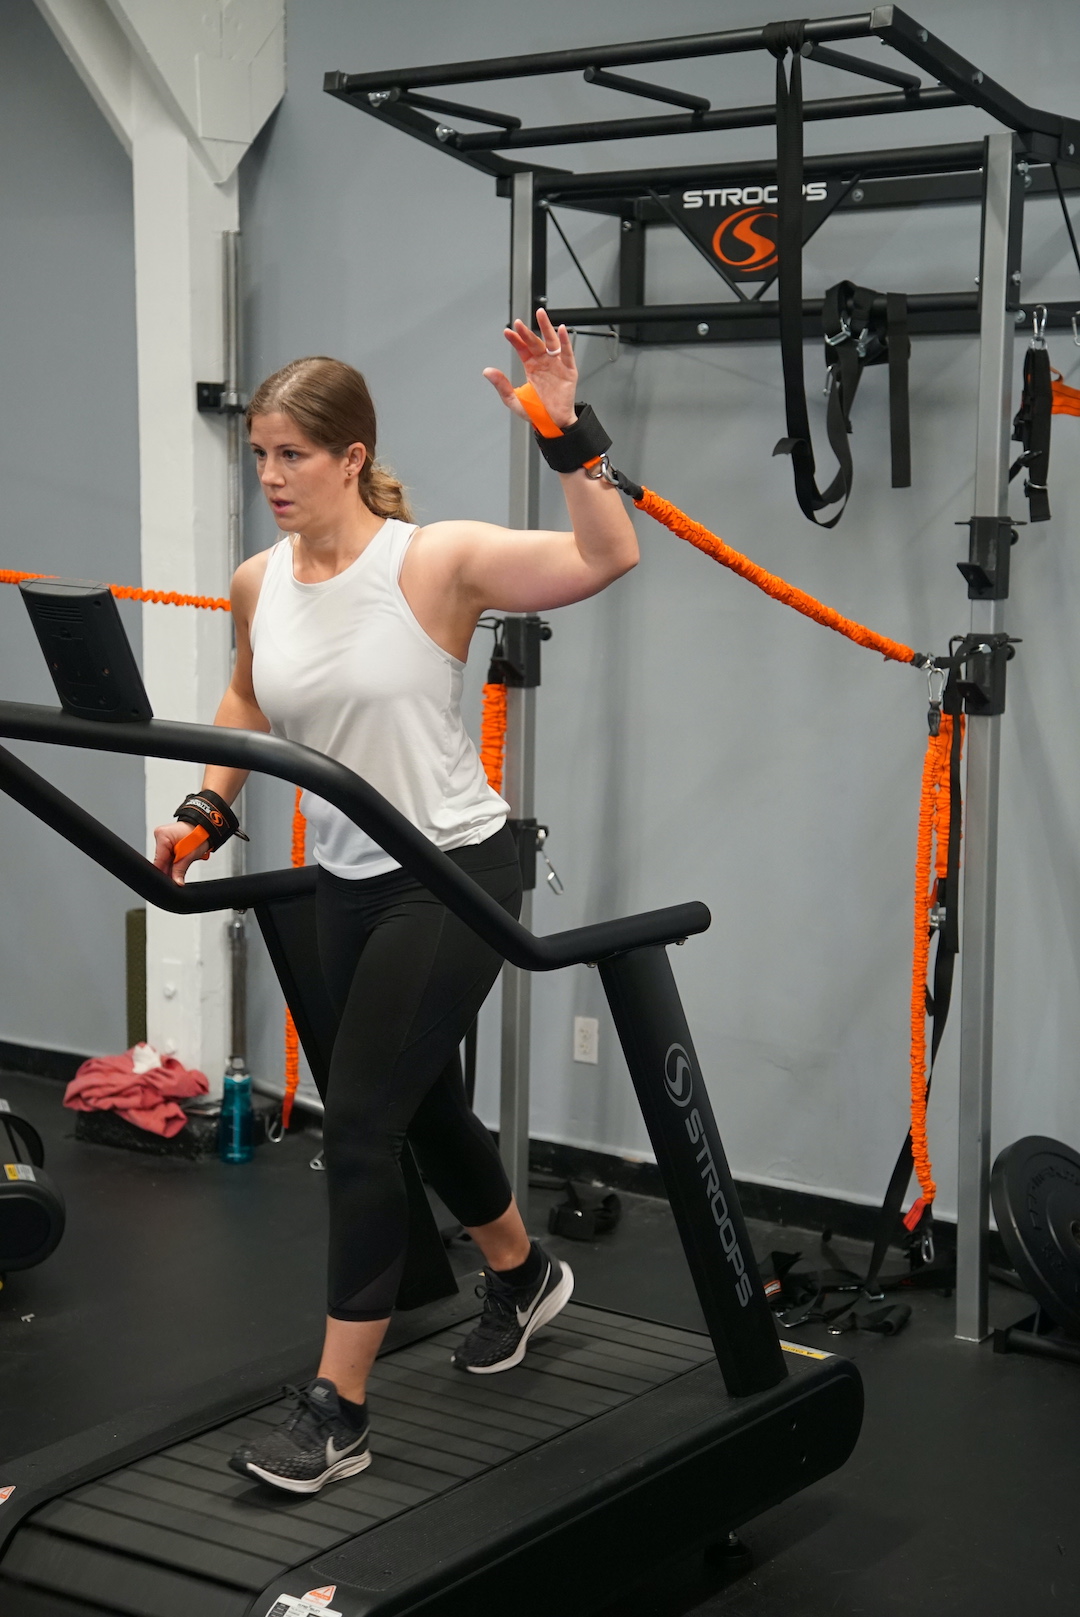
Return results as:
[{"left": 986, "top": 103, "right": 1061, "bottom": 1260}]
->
[
  {"left": 514, "top": 383, "right": 611, "bottom": 473},
  {"left": 174, "top": 789, "right": 249, "bottom": 852}
]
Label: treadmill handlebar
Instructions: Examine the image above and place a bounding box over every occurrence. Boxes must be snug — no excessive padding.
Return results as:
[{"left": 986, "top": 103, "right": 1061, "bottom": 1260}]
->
[{"left": 0, "top": 702, "right": 710, "bottom": 969}]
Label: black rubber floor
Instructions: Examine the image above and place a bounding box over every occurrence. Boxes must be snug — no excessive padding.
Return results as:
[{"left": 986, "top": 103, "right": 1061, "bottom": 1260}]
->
[{"left": 4, "top": 1069, "right": 1080, "bottom": 1615}]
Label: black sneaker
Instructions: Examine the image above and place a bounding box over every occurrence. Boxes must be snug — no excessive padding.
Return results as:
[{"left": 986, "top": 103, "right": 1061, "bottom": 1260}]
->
[
  {"left": 229, "top": 1378, "right": 371, "bottom": 1494},
  {"left": 452, "top": 1247, "right": 574, "bottom": 1374}
]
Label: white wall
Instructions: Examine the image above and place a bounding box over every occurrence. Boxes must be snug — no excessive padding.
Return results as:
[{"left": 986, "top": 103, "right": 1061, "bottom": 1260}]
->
[{"left": 0, "top": 0, "right": 142, "bottom": 1056}]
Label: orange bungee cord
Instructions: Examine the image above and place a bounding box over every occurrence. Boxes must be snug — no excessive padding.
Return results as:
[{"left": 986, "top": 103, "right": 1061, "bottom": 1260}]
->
[
  {"left": 479, "top": 680, "right": 508, "bottom": 795},
  {"left": 905, "top": 709, "right": 963, "bottom": 1221},
  {"left": 512, "top": 377, "right": 950, "bottom": 1203},
  {"left": 280, "top": 791, "right": 308, "bottom": 1132},
  {"left": 511, "top": 380, "right": 925, "bottom": 669},
  {"left": 0, "top": 566, "right": 230, "bottom": 611}
]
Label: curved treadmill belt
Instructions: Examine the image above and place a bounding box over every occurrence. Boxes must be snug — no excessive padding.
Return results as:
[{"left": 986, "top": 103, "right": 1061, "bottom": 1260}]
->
[{"left": 2, "top": 1303, "right": 715, "bottom": 1617}]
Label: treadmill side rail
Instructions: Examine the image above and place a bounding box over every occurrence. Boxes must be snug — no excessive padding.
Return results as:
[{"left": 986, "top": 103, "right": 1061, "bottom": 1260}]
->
[{"left": 600, "top": 945, "right": 788, "bottom": 1395}]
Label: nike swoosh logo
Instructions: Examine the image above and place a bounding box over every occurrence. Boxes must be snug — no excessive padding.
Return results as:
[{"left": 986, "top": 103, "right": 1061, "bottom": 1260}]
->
[
  {"left": 325, "top": 1433, "right": 365, "bottom": 1465},
  {"left": 516, "top": 1262, "right": 552, "bottom": 1328}
]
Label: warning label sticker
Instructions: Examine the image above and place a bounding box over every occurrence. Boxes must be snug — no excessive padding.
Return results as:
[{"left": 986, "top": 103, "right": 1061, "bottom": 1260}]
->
[
  {"left": 3, "top": 1164, "right": 34, "bottom": 1183},
  {"left": 263, "top": 1596, "right": 341, "bottom": 1617},
  {"left": 0, "top": 1486, "right": 16, "bottom": 1505},
  {"left": 780, "top": 1339, "right": 831, "bottom": 1361}
]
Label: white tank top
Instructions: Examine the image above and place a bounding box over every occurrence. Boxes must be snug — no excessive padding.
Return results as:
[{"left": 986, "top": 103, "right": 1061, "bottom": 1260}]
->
[{"left": 250, "top": 519, "right": 509, "bottom": 879}]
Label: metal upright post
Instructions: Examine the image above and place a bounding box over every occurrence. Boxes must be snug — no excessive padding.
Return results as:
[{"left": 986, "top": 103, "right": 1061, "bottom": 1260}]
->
[
  {"left": 222, "top": 229, "right": 249, "bottom": 1080},
  {"left": 500, "top": 170, "right": 541, "bottom": 1200},
  {"left": 955, "top": 132, "right": 1023, "bottom": 1342}
]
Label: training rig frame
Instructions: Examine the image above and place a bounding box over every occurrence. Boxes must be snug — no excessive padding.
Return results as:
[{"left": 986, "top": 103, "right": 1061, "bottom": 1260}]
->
[{"left": 326, "top": 9, "right": 1080, "bottom": 1344}]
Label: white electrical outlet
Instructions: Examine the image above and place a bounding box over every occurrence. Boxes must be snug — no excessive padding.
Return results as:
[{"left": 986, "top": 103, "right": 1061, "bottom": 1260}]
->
[{"left": 573, "top": 1016, "right": 599, "bottom": 1065}]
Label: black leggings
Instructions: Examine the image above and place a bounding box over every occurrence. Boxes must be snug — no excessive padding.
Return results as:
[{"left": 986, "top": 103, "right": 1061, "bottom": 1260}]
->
[{"left": 316, "top": 826, "right": 522, "bottom": 1320}]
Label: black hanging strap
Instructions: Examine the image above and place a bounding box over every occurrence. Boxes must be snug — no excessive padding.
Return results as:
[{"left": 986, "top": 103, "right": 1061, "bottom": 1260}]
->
[
  {"left": 1010, "top": 344, "right": 1053, "bottom": 522},
  {"left": 766, "top": 24, "right": 846, "bottom": 527},
  {"left": 886, "top": 293, "right": 911, "bottom": 488},
  {"left": 766, "top": 29, "right": 911, "bottom": 524}
]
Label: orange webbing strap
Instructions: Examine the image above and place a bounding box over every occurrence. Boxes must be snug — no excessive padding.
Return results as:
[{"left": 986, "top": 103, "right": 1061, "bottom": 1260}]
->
[
  {"left": 0, "top": 567, "right": 231, "bottom": 611},
  {"left": 1052, "top": 370, "right": 1080, "bottom": 416},
  {"left": 635, "top": 488, "right": 921, "bottom": 666},
  {"left": 281, "top": 790, "right": 308, "bottom": 1131},
  {"left": 479, "top": 681, "right": 508, "bottom": 795},
  {"left": 513, "top": 382, "right": 603, "bottom": 471},
  {"left": 907, "top": 712, "right": 964, "bottom": 1210}
]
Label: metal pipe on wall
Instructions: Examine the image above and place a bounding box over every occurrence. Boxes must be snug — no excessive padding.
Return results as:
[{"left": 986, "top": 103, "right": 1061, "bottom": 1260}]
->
[{"left": 222, "top": 229, "right": 250, "bottom": 1082}]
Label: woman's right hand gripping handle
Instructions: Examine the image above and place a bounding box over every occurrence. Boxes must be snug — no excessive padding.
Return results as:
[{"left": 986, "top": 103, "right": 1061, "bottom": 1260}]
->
[{"left": 153, "top": 821, "right": 210, "bottom": 887}]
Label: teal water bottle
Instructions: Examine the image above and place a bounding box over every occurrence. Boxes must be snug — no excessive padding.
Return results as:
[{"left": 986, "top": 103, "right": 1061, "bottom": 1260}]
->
[{"left": 218, "top": 1071, "right": 254, "bottom": 1163}]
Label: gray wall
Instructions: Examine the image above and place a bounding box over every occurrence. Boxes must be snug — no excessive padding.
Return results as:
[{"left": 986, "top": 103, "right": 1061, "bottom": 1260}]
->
[
  {"left": 239, "top": 0, "right": 1080, "bottom": 1217},
  {"left": 6, "top": 0, "right": 1080, "bottom": 1222},
  {"left": 0, "top": 0, "right": 141, "bottom": 1057}
]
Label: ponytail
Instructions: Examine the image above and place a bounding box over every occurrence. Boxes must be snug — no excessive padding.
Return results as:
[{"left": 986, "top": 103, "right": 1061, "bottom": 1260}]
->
[{"left": 361, "top": 461, "right": 413, "bottom": 522}]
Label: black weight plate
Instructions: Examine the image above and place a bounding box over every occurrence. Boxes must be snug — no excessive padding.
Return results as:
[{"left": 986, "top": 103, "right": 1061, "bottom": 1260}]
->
[{"left": 991, "top": 1136, "right": 1080, "bottom": 1334}]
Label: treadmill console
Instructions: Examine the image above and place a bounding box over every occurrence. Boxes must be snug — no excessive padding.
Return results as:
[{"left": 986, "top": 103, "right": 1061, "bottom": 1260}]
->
[{"left": 20, "top": 580, "right": 153, "bottom": 723}]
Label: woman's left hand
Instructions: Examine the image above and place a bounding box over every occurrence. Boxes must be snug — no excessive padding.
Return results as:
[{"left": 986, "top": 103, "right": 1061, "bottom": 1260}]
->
[{"left": 483, "top": 307, "right": 578, "bottom": 431}]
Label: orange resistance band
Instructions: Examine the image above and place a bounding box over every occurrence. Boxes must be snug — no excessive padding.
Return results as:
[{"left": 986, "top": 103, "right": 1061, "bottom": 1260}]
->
[
  {"left": 479, "top": 681, "right": 508, "bottom": 795},
  {"left": 281, "top": 791, "right": 308, "bottom": 1131},
  {"left": 1052, "top": 370, "right": 1080, "bottom": 417},
  {"left": 635, "top": 489, "right": 920, "bottom": 666},
  {"left": 0, "top": 567, "right": 230, "bottom": 612},
  {"left": 511, "top": 382, "right": 918, "bottom": 665},
  {"left": 905, "top": 712, "right": 965, "bottom": 1218}
]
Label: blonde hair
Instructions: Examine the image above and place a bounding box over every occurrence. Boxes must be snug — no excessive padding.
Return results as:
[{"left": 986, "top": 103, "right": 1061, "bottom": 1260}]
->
[{"left": 246, "top": 356, "right": 413, "bottom": 521}]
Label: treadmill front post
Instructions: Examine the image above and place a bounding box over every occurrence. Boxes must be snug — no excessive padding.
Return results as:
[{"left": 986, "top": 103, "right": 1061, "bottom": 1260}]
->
[{"left": 600, "top": 944, "right": 787, "bottom": 1396}]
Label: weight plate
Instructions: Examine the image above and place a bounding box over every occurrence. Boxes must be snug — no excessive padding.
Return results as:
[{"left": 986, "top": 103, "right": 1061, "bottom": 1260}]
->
[{"left": 991, "top": 1136, "right": 1080, "bottom": 1334}]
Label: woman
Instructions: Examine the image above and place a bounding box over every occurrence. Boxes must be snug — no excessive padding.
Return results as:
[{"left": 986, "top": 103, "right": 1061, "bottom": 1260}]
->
[{"left": 154, "top": 308, "right": 639, "bottom": 1494}]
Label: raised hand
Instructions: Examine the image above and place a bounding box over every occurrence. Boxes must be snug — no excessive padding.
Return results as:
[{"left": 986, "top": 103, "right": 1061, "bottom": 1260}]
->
[{"left": 483, "top": 307, "right": 578, "bottom": 431}]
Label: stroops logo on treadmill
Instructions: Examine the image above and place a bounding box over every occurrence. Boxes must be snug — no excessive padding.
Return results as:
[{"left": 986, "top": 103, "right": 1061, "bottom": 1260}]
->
[
  {"left": 664, "top": 1044, "right": 694, "bottom": 1106},
  {"left": 663, "top": 1045, "right": 754, "bottom": 1308}
]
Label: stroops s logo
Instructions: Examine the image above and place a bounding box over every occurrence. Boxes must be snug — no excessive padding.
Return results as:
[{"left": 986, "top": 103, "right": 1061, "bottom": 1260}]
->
[
  {"left": 664, "top": 1043, "right": 694, "bottom": 1107},
  {"left": 676, "top": 181, "right": 830, "bottom": 283},
  {"left": 664, "top": 1041, "right": 754, "bottom": 1308}
]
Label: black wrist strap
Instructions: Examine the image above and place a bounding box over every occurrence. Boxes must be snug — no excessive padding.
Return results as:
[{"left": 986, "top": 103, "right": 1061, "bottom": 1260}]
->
[
  {"left": 174, "top": 789, "right": 249, "bottom": 851},
  {"left": 533, "top": 403, "right": 612, "bottom": 473}
]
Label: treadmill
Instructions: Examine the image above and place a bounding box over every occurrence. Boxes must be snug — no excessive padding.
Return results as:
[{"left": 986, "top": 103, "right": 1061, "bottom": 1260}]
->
[{"left": 0, "top": 581, "right": 863, "bottom": 1617}]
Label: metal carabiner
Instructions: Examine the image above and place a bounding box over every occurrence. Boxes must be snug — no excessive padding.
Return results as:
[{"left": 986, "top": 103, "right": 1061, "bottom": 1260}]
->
[
  {"left": 535, "top": 825, "right": 564, "bottom": 896},
  {"left": 824, "top": 314, "right": 852, "bottom": 348},
  {"left": 1072, "top": 311, "right": 1080, "bottom": 347},
  {"left": 921, "top": 1225, "right": 936, "bottom": 1266},
  {"left": 1032, "top": 304, "right": 1048, "bottom": 349},
  {"left": 926, "top": 664, "right": 946, "bottom": 710},
  {"left": 266, "top": 1111, "right": 285, "bottom": 1144}
]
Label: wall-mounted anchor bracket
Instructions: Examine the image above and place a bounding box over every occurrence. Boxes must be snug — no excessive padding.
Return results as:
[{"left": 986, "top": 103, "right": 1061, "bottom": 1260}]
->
[
  {"left": 955, "top": 515, "right": 1023, "bottom": 600},
  {"left": 196, "top": 382, "right": 246, "bottom": 415},
  {"left": 953, "top": 632, "right": 1020, "bottom": 717},
  {"left": 489, "top": 614, "right": 552, "bottom": 688}
]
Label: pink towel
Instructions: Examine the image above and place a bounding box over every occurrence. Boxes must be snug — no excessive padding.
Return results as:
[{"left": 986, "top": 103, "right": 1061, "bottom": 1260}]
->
[{"left": 65, "top": 1043, "right": 210, "bottom": 1138}]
